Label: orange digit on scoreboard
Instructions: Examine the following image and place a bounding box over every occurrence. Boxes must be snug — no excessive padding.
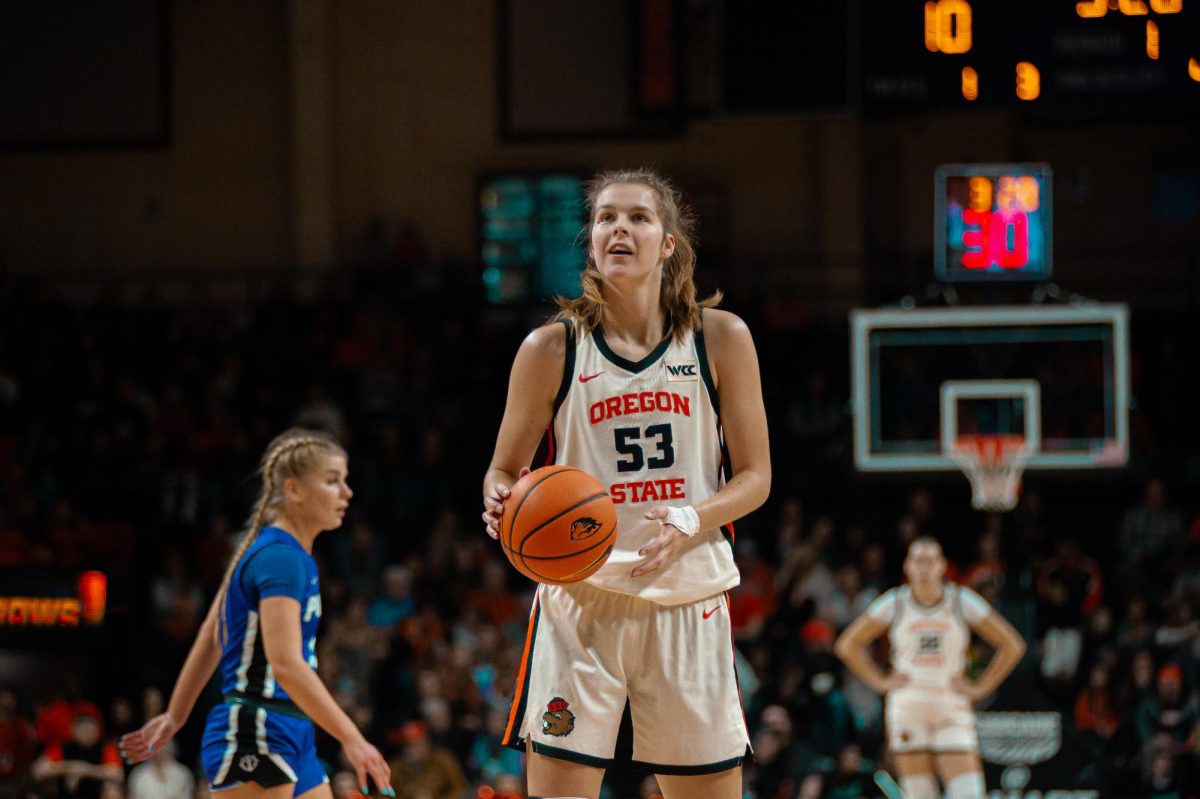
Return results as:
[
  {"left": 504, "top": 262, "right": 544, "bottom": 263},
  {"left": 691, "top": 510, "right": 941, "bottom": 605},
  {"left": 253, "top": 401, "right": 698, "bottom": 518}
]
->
[
  {"left": 968, "top": 176, "right": 991, "bottom": 212},
  {"left": 961, "top": 67, "right": 979, "bottom": 101},
  {"left": 1016, "top": 62, "right": 1040, "bottom": 101},
  {"left": 924, "top": 0, "right": 972, "bottom": 55}
]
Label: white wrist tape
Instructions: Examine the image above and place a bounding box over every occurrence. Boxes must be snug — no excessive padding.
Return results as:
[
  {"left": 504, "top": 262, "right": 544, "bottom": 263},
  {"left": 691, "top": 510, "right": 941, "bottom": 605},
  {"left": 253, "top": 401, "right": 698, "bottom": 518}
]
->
[{"left": 663, "top": 505, "right": 700, "bottom": 537}]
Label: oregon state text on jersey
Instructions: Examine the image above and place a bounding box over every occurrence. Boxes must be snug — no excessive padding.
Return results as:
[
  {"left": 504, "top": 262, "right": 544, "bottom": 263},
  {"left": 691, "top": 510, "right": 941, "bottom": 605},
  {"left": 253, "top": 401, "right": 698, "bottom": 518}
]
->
[{"left": 548, "top": 321, "right": 739, "bottom": 605}]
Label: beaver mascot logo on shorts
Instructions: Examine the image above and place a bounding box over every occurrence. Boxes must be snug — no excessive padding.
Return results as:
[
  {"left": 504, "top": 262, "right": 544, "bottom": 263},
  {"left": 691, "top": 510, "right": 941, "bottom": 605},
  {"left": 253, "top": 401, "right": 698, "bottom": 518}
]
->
[
  {"left": 541, "top": 697, "right": 576, "bottom": 736},
  {"left": 569, "top": 517, "right": 603, "bottom": 541}
]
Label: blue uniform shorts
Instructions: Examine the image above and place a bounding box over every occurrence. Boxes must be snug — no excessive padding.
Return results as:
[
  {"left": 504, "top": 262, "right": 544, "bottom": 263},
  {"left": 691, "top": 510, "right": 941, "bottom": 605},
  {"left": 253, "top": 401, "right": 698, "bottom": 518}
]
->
[{"left": 201, "top": 698, "right": 328, "bottom": 795}]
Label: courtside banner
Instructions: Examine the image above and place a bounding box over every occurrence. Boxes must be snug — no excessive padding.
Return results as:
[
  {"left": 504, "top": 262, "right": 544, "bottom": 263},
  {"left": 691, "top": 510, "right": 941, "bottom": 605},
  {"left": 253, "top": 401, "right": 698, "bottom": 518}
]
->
[{"left": 977, "top": 707, "right": 1099, "bottom": 798}]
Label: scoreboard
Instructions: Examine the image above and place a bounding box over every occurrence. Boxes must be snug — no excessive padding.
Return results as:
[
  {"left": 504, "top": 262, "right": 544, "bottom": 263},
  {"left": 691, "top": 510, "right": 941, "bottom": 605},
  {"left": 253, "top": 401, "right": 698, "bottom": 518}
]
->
[
  {"left": 862, "top": 0, "right": 1199, "bottom": 114},
  {"left": 936, "top": 163, "right": 1052, "bottom": 282},
  {"left": 498, "top": 2, "right": 1199, "bottom": 120}
]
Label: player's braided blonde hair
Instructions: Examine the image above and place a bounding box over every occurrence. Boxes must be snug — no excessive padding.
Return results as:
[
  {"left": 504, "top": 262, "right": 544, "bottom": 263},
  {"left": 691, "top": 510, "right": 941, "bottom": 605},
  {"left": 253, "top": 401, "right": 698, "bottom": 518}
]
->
[
  {"left": 554, "top": 168, "right": 721, "bottom": 342},
  {"left": 213, "top": 428, "right": 345, "bottom": 646}
]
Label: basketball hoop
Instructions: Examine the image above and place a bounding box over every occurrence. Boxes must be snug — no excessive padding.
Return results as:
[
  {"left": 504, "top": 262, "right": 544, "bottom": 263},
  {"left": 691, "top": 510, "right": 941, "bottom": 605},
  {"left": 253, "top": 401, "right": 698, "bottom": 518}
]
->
[{"left": 946, "top": 434, "right": 1032, "bottom": 512}]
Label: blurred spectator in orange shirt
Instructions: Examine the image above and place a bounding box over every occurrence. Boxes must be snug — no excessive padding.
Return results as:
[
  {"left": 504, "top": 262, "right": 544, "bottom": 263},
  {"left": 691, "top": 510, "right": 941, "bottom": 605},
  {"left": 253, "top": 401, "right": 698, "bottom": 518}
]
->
[
  {"left": 31, "top": 713, "right": 122, "bottom": 799},
  {"left": 36, "top": 692, "right": 103, "bottom": 750},
  {"left": 1075, "top": 663, "right": 1121, "bottom": 742}
]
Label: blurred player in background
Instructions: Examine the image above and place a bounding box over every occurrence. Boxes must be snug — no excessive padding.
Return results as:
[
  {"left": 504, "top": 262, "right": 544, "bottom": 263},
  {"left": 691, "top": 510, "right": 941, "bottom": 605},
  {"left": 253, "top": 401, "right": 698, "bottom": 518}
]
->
[
  {"left": 119, "top": 429, "right": 393, "bottom": 798},
  {"left": 482, "top": 168, "right": 771, "bottom": 799},
  {"left": 835, "top": 537, "right": 1025, "bottom": 799}
]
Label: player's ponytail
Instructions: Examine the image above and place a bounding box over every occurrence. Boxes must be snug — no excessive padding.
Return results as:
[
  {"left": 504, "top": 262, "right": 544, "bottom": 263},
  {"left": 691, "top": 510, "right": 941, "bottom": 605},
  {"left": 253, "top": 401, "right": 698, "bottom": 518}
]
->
[
  {"left": 555, "top": 168, "right": 720, "bottom": 342},
  {"left": 212, "top": 428, "right": 345, "bottom": 647}
]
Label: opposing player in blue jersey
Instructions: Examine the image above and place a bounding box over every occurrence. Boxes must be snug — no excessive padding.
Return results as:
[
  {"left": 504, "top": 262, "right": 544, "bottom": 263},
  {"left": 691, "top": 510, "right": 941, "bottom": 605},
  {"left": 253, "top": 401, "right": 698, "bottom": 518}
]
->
[{"left": 119, "top": 429, "right": 393, "bottom": 798}]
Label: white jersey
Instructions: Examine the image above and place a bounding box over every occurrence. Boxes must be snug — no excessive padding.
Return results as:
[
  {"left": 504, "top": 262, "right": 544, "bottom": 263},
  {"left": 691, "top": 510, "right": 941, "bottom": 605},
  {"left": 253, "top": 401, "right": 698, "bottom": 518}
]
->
[
  {"left": 867, "top": 584, "right": 991, "bottom": 689},
  {"left": 547, "top": 319, "right": 739, "bottom": 605}
]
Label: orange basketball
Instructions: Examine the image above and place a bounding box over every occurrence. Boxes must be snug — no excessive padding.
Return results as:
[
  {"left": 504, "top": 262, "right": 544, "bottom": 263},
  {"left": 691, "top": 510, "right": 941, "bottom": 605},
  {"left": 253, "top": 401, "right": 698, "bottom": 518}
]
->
[{"left": 500, "top": 465, "right": 617, "bottom": 584}]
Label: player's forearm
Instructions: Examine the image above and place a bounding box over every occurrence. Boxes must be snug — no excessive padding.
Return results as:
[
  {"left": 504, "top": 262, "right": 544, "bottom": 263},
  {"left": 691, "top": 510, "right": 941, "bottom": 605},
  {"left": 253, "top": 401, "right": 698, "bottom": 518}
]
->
[
  {"left": 835, "top": 644, "right": 890, "bottom": 694},
  {"left": 269, "top": 657, "right": 361, "bottom": 745},
  {"left": 166, "top": 612, "right": 222, "bottom": 724},
  {"left": 31, "top": 758, "right": 64, "bottom": 781},
  {"left": 693, "top": 466, "right": 770, "bottom": 533}
]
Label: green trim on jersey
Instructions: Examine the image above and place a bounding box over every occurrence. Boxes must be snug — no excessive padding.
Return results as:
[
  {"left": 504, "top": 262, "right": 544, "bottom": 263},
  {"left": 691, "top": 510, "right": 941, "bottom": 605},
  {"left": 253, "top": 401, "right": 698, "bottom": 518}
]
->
[
  {"left": 553, "top": 319, "right": 576, "bottom": 416},
  {"left": 693, "top": 323, "right": 720, "bottom": 413},
  {"left": 630, "top": 750, "right": 749, "bottom": 775},
  {"left": 694, "top": 321, "right": 733, "bottom": 551},
  {"left": 223, "top": 693, "right": 307, "bottom": 720},
  {"left": 528, "top": 741, "right": 614, "bottom": 768},
  {"left": 592, "top": 327, "right": 672, "bottom": 373}
]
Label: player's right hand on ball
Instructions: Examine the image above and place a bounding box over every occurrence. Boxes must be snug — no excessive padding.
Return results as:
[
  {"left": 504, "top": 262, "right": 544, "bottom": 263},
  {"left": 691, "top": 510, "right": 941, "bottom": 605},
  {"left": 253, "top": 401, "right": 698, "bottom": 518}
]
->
[{"left": 482, "top": 467, "right": 530, "bottom": 539}]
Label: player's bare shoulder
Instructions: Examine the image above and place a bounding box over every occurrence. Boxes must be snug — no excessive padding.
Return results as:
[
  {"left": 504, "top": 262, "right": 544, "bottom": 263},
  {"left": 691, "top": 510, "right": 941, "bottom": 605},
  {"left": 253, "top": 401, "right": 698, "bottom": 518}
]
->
[
  {"left": 520, "top": 321, "right": 569, "bottom": 366},
  {"left": 510, "top": 321, "right": 571, "bottom": 404},
  {"left": 700, "top": 308, "right": 757, "bottom": 385},
  {"left": 701, "top": 307, "right": 754, "bottom": 343}
]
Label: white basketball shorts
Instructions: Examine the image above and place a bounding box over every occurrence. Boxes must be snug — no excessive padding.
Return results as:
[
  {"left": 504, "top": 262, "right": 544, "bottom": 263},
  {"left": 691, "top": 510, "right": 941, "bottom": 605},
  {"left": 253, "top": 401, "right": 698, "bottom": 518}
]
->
[
  {"left": 503, "top": 580, "right": 749, "bottom": 773},
  {"left": 885, "top": 685, "right": 979, "bottom": 753}
]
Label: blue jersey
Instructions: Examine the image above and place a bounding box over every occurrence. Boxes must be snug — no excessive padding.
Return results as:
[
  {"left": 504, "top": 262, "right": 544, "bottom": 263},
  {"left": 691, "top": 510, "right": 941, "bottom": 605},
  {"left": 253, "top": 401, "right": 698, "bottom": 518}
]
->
[{"left": 219, "top": 526, "right": 321, "bottom": 702}]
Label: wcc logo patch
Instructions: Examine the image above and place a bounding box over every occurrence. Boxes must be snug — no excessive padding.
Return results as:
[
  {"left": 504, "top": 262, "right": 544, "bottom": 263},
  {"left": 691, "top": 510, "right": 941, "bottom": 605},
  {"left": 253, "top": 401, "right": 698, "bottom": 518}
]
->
[
  {"left": 665, "top": 360, "right": 698, "bottom": 381},
  {"left": 238, "top": 754, "right": 259, "bottom": 772},
  {"left": 541, "top": 697, "right": 576, "bottom": 737},
  {"left": 570, "top": 516, "right": 603, "bottom": 541}
]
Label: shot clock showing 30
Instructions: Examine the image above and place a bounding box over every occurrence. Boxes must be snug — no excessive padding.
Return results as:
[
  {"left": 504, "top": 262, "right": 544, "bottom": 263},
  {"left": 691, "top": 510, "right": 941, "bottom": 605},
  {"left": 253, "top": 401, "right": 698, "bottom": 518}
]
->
[{"left": 936, "top": 164, "right": 1052, "bottom": 282}]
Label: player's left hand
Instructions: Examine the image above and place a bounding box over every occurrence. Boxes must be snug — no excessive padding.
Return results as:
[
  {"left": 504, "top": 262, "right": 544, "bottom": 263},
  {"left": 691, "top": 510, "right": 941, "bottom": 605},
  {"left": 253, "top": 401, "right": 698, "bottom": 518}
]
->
[
  {"left": 118, "top": 712, "right": 180, "bottom": 764},
  {"left": 482, "top": 467, "right": 531, "bottom": 539},
  {"left": 951, "top": 675, "right": 989, "bottom": 703},
  {"left": 632, "top": 507, "right": 687, "bottom": 578}
]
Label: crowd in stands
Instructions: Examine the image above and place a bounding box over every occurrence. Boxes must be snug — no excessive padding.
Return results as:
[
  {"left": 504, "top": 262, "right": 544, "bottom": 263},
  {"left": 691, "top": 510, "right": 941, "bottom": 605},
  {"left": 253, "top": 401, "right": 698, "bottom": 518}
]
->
[{"left": 0, "top": 273, "right": 1196, "bottom": 799}]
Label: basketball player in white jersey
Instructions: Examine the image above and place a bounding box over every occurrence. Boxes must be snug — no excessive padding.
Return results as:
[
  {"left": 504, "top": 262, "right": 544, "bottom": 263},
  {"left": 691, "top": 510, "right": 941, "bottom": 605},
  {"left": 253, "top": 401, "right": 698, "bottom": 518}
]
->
[
  {"left": 835, "top": 537, "right": 1025, "bottom": 799},
  {"left": 482, "top": 169, "right": 771, "bottom": 799}
]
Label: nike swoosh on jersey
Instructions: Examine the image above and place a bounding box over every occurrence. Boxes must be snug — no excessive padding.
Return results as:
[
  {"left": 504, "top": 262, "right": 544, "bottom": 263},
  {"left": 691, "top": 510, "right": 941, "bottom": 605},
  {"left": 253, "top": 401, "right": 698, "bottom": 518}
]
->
[
  {"left": 702, "top": 606, "right": 720, "bottom": 619},
  {"left": 578, "top": 371, "right": 604, "bottom": 383}
]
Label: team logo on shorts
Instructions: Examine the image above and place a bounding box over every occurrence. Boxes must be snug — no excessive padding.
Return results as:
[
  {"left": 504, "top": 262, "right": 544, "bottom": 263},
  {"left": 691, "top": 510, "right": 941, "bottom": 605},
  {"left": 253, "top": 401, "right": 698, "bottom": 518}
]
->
[
  {"left": 541, "top": 697, "right": 576, "bottom": 737},
  {"left": 239, "top": 754, "right": 259, "bottom": 772},
  {"left": 569, "top": 517, "right": 603, "bottom": 541}
]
